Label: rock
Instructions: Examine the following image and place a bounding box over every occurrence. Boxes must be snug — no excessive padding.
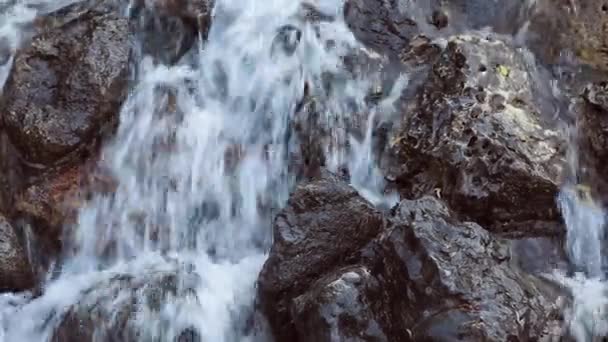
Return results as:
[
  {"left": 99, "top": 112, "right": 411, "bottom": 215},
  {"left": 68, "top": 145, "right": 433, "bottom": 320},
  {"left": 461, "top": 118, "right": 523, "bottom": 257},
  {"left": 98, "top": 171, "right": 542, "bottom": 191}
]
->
[
  {"left": 510, "top": 236, "right": 568, "bottom": 276},
  {"left": 576, "top": 82, "right": 608, "bottom": 204},
  {"left": 558, "top": 0, "right": 608, "bottom": 70},
  {"left": 257, "top": 171, "right": 385, "bottom": 341},
  {"left": 0, "top": 132, "right": 25, "bottom": 215},
  {"left": 442, "top": 0, "right": 532, "bottom": 34},
  {"left": 384, "top": 197, "right": 558, "bottom": 341},
  {"left": 343, "top": 0, "right": 420, "bottom": 60},
  {"left": 129, "top": 0, "right": 214, "bottom": 65},
  {"left": 523, "top": 0, "right": 608, "bottom": 70},
  {"left": 258, "top": 174, "right": 560, "bottom": 341},
  {"left": 290, "top": 265, "right": 390, "bottom": 342},
  {"left": 0, "top": 0, "right": 128, "bottom": 166},
  {"left": 386, "top": 33, "right": 567, "bottom": 236},
  {"left": 51, "top": 267, "right": 202, "bottom": 342},
  {"left": 0, "top": 214, "right": 34, "bottom": 292},
  {"left": 15, "top": 159, "right": 117, "bottom": 243}
]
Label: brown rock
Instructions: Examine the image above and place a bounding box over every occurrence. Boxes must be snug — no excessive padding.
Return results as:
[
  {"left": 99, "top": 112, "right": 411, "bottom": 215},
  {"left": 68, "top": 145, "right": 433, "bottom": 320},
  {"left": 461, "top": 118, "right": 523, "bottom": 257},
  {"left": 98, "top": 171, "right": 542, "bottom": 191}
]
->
[
  {"left": 1, "top": 0, "right": 128, "bottom": 166},
  {"left": 0, "top": 214, "right": 34, "bottom": 292},
  {"left": 15, "top": 158, "right": 117, "bottom": 242}
]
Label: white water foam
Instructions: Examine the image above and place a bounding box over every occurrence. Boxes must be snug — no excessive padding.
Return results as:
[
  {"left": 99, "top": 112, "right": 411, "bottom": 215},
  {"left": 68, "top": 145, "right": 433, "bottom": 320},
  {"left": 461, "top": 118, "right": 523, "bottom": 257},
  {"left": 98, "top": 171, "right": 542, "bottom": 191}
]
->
[
  {"left": 0, "top": 0, "right": 403, "bottom": 340},
  {"left": 553, "top": 123, "right": 608, "bottom": 340}
]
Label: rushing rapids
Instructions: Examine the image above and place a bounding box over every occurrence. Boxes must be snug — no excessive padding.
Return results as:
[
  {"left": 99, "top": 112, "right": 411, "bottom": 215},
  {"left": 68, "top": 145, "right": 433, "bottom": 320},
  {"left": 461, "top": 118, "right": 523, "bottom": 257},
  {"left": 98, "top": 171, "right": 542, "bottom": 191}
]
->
[{"left": 2, "top": 0, "right": 608, "bottom": 341}]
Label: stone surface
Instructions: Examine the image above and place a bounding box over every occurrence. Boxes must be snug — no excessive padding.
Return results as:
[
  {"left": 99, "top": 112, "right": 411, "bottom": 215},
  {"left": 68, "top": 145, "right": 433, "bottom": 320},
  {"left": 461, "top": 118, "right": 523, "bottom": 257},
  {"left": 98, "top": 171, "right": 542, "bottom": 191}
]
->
[
  {"left": 0, "top": 133, "right": 25, "bottom": 215},
  {"left": 383, "top": 197, "right": 558, "bottom": 341},
  {"left": 0, "top": 214, "right": 34, "bottom": 292},
  {"left": 385, "top": 33, "right": 567, "bottom": 236},
  {"left": 575, "top": 81, "right": 608, "bottom": 205},
  {"left": 257, "top": 172, "right": 385, "bottom": 341},
  {"left": 258, "top": 174, "right": 561, "bottom": 342},
  {"left": 0, "top": 0, "right": 128, "bottom": 166},
  {"left": 129, "top": 0, "right": 214, "bottom": 65},
  {"left": 15, "top": 159, "right": 117, "bottom": 243}
]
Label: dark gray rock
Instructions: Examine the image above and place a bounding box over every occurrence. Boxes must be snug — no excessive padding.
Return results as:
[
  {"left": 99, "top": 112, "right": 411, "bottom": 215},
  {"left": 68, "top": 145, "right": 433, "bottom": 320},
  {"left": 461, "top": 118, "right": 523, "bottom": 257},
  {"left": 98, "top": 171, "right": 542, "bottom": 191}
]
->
[
  {"left": 258, "top": 174, "right": 561, "bottom": 342},
  {"left": 0, "top": 214, "right": 34, "bottom": 292},
  {"left": 129, "top": 0, "right": 214, "bottom": 65},
  {"left": 576, "top": 82, "right": 608, "bottom": 205},
  {"left": 383, "top": 197, "right": 558, "bottom": 341},
  {"left": 291, "top": 266, "right": 390, "bottom": 342},
  {"left": 386, "top": 33, "right": 567, "bottom": 236},
  {"left": 257, "top": 172, "right": 385, "bottom": 341},
  {"left": 0, "top": 0, "right": 128, "bottom": 166}
]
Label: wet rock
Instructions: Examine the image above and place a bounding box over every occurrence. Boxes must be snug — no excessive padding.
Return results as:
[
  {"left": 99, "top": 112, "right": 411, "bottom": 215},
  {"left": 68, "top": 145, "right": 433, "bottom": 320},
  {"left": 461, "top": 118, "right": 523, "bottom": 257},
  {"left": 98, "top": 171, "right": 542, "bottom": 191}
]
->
[
  {"left": 510, "top": 236, "right": 568, "bottom": 275},
  {"left": 290, "top": 266, "right": 390, "bottom": 342},
  {"left": 257, "top": 172, "right": 385, "bottom": 341},
  {"left": 343, "top": 0, "right": 420, "bottom": 60},
  {"left": 51, "top": 267, "right": 201, "bottom": 342},
  {"left": 0, "top": 214, "right": 34, "bottom": 292},
  {"left": 443, "top": 0, "right": 533, "bottom": 34},
  {"left": 558, "top": 0, "right": 608, "bottom": 70},
  {"left": 428, "top": 9, "right": 448, "bottom": 30},
  {"left": 383, "top": 197, "right": 557, "bottom": 341},
  {"left": 386, "top": 33, "right": 567, "bottom": 236},
  {"left": 0, "top": 132, "right": 25, "bottom": 215},
  {"left": 577, "top": 82, "right": 608, "bottom": 203},
  {"left": 522, "top": 0, "right": 608, "bottom": 70},
  {"left": 259, "top": 174, "right": 560, "bottom": 341},
  {"left": 15, "top": 160, "right": 117, "bottom": 242},
  {"left": 129, "top": 0, "right": 214, "bottom": 65},
  {"left": 1, "top": 0, "right": 128, "bottom": 166}
]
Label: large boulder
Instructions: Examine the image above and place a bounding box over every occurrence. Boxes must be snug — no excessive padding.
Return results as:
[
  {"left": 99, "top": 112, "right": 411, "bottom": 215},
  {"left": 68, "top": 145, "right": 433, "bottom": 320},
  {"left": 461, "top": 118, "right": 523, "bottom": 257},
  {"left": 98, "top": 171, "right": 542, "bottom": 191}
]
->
[
  {"left": 257, "top": 172, "right": 385, "bottom": 341},
  {"left": 385, "top": 33, "right": 567, "bottom": 236},
  {"left": 0, "top": 0, "right": 128, "bottom": 166},
  {"left": 258, "top": 174, "right": 561, "bottom": 341},
  {"left": 381, "top": 197, "right": 558, "bottom": 341},
  {"left": 0, "top": 214, "right": 34, "bottom": 292}
]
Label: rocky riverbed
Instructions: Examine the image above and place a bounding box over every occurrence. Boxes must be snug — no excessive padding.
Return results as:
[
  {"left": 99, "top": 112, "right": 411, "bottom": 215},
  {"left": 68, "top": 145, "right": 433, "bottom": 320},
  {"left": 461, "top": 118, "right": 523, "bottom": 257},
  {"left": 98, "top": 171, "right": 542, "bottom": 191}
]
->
[{"left": 2, "top": 0, "right": 608, "bottom": 341}]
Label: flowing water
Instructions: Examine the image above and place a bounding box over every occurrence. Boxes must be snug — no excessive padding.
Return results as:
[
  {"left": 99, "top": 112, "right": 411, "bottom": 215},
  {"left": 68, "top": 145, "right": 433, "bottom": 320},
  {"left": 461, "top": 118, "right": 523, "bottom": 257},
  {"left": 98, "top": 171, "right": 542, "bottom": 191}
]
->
[
  {"left": 4, "top": 0, "right": 608, "bottom": 341},
  {"left": 0, "top": 0, "right": 401, "bottom": 340}
]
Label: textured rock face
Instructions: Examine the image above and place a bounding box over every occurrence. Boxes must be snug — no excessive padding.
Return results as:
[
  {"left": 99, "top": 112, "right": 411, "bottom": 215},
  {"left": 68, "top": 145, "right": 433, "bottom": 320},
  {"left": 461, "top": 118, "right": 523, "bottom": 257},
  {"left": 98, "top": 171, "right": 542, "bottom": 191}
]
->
[
  {"left": 258, "top": 174, "right": 560, "bottom": 342},
  {"left": 0, "top": 0, "right": 128, "bottom": 166},
  {"left": 129, "top": 0, "right": 214, "bottom": 65},
  {"left": 0, "top": 133, "right": 24, "bottom": 215},
  {"left": 0, "top": 214, "right": 34, "bottom": 292},
  {"left": 14, "top": 161, "right": 117, "bottom": 243},
  {"left": 386, "top": 33, "right": 567, "bottom": 236},
  {"left": 383, "top": 197, "right": 556, "bottom": 341},
  {"left": 576, "top": 82, "right": 608, "bottom": 204},
  {"left": 257, "top": 172, "right": 385, "bottom": 341}
]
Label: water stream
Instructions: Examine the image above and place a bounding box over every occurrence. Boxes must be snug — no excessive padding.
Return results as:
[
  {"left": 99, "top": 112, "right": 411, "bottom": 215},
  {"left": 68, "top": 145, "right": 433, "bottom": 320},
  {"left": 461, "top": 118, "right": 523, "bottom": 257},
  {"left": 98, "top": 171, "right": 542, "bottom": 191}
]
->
[
  {"left": 4, "top": 0, "right": 608, "bottom": 341},
  {"left": 0, "top": 0, "right": 401, "bottom": 340}
]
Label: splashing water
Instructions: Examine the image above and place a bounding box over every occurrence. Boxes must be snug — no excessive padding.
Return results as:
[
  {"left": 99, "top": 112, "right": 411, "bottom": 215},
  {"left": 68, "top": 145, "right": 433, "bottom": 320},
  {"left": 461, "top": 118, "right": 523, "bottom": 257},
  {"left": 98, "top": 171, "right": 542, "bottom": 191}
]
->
[
  {"left": 0, "top": 0, "right": 403, "bottom": 340},
  {"left": 554, "top": 120, "right": 608, "bottom": 340}
]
